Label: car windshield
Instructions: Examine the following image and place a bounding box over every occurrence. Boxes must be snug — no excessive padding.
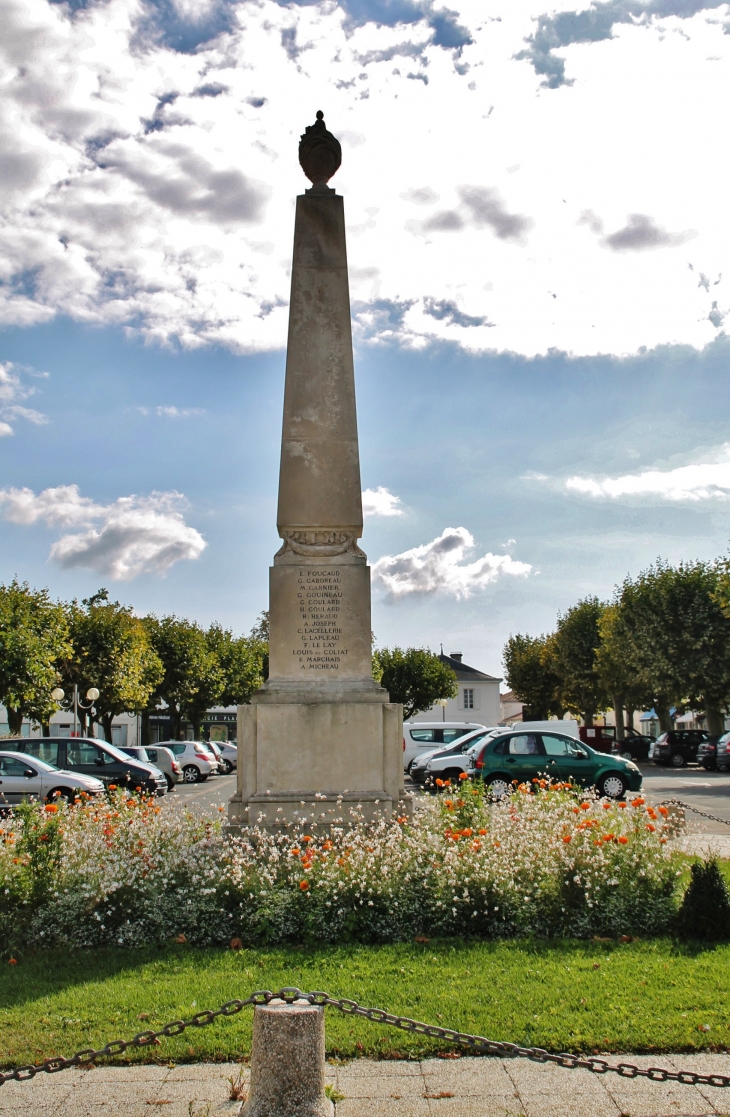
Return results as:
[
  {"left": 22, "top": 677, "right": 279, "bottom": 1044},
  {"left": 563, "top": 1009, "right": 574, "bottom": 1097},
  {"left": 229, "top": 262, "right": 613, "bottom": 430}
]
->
[
  {"left": 0, "top": 752, "right": 60, "bottom": 772},
  {"left": 122, "top": 747, "right": 150, "bottom": 762},
  {"left": 97, "top": 741, "right": 139, "bottom": 763}
]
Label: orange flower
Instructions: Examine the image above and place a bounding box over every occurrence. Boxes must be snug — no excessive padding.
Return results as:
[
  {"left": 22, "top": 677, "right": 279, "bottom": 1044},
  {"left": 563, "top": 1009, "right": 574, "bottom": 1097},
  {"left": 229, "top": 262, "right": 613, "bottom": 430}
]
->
[
  {"left": 631, "top": 797, "right": 645, "bottom": 807},
  {"left": 472, "top": 840, "right": 481, "bottom": 851},
  {"left": 646, "top": 823, "right": 656, "bottom": 832},
  {"left": 658, "top": 805, "right": 668, "bottom": 817},
  {"left": 572, "top": 806, "right": 580, "bottom": 814},
  {"left": 322, "top": 840, "right": 333, "bottom": 850},
  {"left": 646, "top": 807, "right": 658, "bottom": 820},
  {"left": 603, "top": 833, "right": 615, "bottom": 842},
  {"left": 435, "top": 778, "right": 444, "bottom": 787},
  {"left": 444, "top": 800, "right": 453, "bottom": 809},
  {"left": 594, "top": 839, "right": 601, "bottom": 846},
  {"left": 291, "top": 847, "right": 301, "bottom": 855},
  {"left": 302, "top": 835, "right": 313, "bottom": 843},
  {"left": 462, "top": 828, "right": 473, "bottom": 837},
  {"left": 7, "top": 958, "right": 17, "bottom": 965},
  {"left": 459, "top": 772, "right": 469, "bottom": 781},
  {"left": 618, "top": 802, "right": 627, "bottom": 809},
  {"left": 337, "top": 857, "right": 347, "bottom": 866},
  {"left": 580, "top": 802, "right": 591, "bottom": 811},
  {"left": 44, "top": 804, "right": 58, "bottom": 814},
  {"left": 478, "top": 828, "right": 487, "bottom": 836},
  {"left": 603, "top": 803, "right": 611, "bottom": 811},
  {"left": 299, "top": 880, "right": 310, "bottom": 891},
  {"left": 618, "top": 835, "right": 628, "bottom": 844},
  {"left": 562, "top": 835, "right": 572, "bottom": 843}
]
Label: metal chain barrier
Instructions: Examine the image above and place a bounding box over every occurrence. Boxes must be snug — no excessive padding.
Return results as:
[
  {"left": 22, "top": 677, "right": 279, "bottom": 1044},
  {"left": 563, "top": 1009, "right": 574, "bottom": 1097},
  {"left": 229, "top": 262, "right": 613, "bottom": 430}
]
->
[
  {"left": 2, "top": 988, "right": 730, "bottom": 1090},
  {"left": 660, "top": 798, "right": 730, "bottom": 828}
]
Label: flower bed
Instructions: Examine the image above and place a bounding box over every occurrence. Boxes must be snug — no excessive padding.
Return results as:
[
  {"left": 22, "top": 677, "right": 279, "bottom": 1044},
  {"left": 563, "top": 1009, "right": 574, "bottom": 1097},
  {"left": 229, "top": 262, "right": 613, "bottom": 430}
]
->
[{"left": 0, "top": 782, "right": 680, "bottom": 950}]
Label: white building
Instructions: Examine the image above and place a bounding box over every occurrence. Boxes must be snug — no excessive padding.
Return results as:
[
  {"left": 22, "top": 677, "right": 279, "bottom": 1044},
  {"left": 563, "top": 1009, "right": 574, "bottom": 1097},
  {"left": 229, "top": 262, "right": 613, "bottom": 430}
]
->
[{"left": 409, "top": 652, "right": 502, "bottom": 726}]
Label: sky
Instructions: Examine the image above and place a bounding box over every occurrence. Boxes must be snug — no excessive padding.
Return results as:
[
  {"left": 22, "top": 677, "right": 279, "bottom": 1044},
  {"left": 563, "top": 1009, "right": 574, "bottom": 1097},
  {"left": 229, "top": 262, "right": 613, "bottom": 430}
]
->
[{"left": 1, "top": 0, "right": 730, "bottom": 681}]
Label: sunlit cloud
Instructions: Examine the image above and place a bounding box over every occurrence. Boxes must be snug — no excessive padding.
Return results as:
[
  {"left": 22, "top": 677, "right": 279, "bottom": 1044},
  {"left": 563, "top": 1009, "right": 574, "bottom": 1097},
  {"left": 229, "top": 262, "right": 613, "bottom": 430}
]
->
[
  {"left": 362, "top": 486, "right": 403, "bottom": 517},
  {"left": 565, "top": 444, "right": 730, "bottom": 502}
]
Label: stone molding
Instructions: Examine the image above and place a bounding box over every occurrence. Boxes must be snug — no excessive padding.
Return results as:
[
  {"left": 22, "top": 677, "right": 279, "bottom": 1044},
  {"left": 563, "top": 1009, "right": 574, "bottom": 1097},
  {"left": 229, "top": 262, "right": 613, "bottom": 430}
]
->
[{"left": 275, "top": 529, "right": 365, "bottom": 559}]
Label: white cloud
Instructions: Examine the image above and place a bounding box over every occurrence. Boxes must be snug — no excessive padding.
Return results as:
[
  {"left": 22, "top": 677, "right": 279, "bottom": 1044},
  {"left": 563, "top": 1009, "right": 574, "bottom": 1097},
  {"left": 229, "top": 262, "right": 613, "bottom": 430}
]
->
[
  {"left": 0, "top": 0, "right": 728, "bottom": 357},
  {"left": 0, "top": 484, "right": 206, "bottom": 578},
  {"left": 155, "top": 405, "right": 204, "bottom": 418},
  {"left": 372, "top": 526, "right": 532, "bottom": 599},
  {"left": 565, "top": 444, "right": 730, "bottom": 502},
  {"left": 0, "top": 362, "right": 47, "bottom": 434},
  {"left": 362, "top": 486, "right": 403, "bottom": 517}
]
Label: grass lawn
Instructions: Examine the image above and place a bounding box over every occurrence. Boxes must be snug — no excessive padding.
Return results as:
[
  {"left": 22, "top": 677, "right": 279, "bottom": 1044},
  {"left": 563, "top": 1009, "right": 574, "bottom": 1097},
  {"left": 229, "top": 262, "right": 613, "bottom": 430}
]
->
[{"left": 2, "top": 938, "right": 730, "bottom": 1068}]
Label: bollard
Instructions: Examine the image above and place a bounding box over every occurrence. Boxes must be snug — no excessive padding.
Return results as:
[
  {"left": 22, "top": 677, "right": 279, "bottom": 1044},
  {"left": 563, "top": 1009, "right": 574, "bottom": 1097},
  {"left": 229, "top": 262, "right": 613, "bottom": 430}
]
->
[{"left": 242, "top": 999, "right": 334, "bottom": 1117}]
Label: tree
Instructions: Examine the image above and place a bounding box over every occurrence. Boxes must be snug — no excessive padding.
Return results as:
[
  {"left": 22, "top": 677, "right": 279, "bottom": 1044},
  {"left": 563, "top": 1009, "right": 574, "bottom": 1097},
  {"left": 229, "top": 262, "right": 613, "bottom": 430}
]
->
[
  {"left": 63, "top": 590, "right": 163, "bottom": 742},
  {"left": 143, "top": 615, "right": 223, "bottom": 740},
  {"left": 595, "top": 605, "right": 653, "bottom": 740},
  {"left": 502, "top": 633, "right": 563, "bottom": 720},
  {"left": 618, "top": 561, "right": 730, "bottom": 735},
  {"left": 206, "top": 623, "right": 266, "bottom": 707},
  {"left": 552, "top": 596, "right": 609, "bottom": 727},
  {"left": 372, "top": 647, "right": 457, "bottom": 719},
  {"left": 0, "top": 580, "right": 71, "bottom": 735}
]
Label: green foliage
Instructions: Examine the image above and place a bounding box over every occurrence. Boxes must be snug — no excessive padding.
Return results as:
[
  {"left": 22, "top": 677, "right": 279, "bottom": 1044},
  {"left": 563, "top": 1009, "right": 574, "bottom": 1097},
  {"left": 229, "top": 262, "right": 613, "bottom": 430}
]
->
[
  {"left": 503, "top": 633, "right": 563, "bottom": 719},
  {"left": 206, "top": 624, "right": 266, "bottom": 708},
  {"left": 63, "top": 590, "right": 163, "bottom": 742},
  {"left": 615, "top": 561, "right": 730, "bottom": 734},
  {"left": 676, "top": 858, "right": 730, "bottom": 941},
  {"left": 0, "top": 799, "right": 62, "bottom": 951},
  {"left": 0, "top": 579, "right": 71, "bottom": 733},
  {"left": 372, "top": 647, "right": 457, "bottom": 719},
  {"left": 144, "top": 615, "right": 224, "bottom": 738},
  {"left": 552, "top": 597, "right": 609, "bottom": 726}
]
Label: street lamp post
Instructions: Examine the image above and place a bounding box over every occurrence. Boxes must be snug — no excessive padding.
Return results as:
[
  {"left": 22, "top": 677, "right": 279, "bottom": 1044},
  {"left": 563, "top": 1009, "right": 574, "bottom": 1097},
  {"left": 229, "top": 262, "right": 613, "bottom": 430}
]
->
[
  {"left": 51, "top": 686, "right": 100, "bottom": 739},
  {"left": 435, "top": 698, "right": 448, "bottom": 723}
]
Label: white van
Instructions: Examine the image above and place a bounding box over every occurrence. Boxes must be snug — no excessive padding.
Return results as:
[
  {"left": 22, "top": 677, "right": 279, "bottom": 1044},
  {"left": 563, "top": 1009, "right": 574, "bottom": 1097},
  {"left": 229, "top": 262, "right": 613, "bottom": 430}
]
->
[
  {"left": 517, "top": 720, "right": 580, "bottom": 738},
  {"left": 403, "top": 721, "right": 486, "bottom": 773}
]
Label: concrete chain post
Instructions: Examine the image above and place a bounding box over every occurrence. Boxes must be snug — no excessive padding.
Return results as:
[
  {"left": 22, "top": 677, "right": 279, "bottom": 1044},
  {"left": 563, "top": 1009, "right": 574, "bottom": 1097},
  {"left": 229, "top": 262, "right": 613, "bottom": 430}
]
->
[{"left": 242, "top": 998, "right": 334, "bottom": 1117}]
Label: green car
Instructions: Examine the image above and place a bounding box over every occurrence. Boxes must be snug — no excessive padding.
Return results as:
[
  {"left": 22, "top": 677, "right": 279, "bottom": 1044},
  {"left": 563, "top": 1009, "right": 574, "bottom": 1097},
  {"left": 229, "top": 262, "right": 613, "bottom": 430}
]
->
[{"left": 466, "top": 729, "right": 642, "bottom": 800}]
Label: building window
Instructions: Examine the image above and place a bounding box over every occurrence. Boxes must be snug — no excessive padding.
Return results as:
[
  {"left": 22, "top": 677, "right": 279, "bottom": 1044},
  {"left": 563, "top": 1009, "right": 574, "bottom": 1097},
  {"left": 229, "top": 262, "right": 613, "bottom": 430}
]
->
[{"left": 463, "top": 688, "right": 475, "bottom": 709}]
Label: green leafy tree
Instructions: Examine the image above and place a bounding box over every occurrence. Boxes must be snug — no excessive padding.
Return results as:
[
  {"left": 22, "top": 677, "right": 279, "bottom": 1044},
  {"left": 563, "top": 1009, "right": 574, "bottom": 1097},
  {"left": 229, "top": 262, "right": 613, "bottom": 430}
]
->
[
  {"left": 206, "top": 623, "right": 266, "bottom": 707},
  {"left": 595, "top": 605, "right": 653, "bottom": 740},
  {"left": 63, "top": 590, "right": 163, "bottom": 742},
  {"left": 502, "top": 633, "right": 564, "bottom": 720},
  {"left": 143, "top": 615, "right": 223, "bottom": 740},
  {"left": 0, "top": 580, "right": 71, "bottom": 735},
  {"left": 552, "top": 596, "right": 609, "bottom": 727},
  {"left": 618, "top": 560, "right": 730, "bottom": 735},
  {"left": 372, "top": 647, "right": 457, "bottom": 719}
]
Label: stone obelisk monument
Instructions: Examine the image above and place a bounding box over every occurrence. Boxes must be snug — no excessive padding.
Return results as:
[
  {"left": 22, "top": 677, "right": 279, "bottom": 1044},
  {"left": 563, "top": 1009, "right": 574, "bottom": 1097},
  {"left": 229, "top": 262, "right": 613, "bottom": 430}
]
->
[{"left": 228, "top": 112, "right": 409, "bottom": 829}]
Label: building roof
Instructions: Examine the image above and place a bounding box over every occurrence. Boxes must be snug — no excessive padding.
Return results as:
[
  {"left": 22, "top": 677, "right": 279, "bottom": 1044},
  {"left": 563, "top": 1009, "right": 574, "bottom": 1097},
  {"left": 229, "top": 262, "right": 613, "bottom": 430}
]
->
[{"left": 439, "top": 653, "right": 502, "bottom": 683}]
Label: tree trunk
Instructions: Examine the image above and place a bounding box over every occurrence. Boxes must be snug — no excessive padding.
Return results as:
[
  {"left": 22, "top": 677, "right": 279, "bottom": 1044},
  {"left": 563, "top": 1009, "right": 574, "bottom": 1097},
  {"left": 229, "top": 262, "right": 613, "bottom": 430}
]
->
[
  {"left": 704, "top": 701, "right": 725, "bottom": 736},
  {"left": 140, "top": 710, "right": 151, "bottom": 747},
  {"left": 41, "top": 721, "right": 51, "bottom": 737},
  {"left": 78, "top": 708, "right": 88, "bottom": 737},
  {"left": 656, "top": 697, "right": 672, "bottom": 733},
  {"left": 625, "top": 705, "right": 635, "bottom": 736},
  {"left": 170, "top": 708, "right": 183, "bottom": 741},
  {"left": 6, "top": 706, "right": 23, "bottom": 735},
  {"left": 192, "top": 716, "right": 202, "bottom": 740},
  {"left": 613, "top": 694, "right": 625, "bottom": 740},
  {"left": 583, "top": 709, "right": 595, "bottom": 728},
  {"left": 102, "top": 713, "right": 114, "bottom": 744}
]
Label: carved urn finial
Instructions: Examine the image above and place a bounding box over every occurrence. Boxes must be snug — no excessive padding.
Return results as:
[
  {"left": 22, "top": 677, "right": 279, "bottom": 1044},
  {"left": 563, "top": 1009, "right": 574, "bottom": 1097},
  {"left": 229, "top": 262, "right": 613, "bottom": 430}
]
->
[{"left": 298, "top": 110, "right": 342, "bottom": 186}]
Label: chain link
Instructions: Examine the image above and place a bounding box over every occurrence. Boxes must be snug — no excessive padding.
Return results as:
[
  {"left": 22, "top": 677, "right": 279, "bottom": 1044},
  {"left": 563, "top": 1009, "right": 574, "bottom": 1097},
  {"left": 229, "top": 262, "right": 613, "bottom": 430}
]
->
[
  {"left": 660, "top": 798, "right": 730, "bottom": 828},
  {"left": 2, "top": 988, "right": 729, "bottom": 1091}
]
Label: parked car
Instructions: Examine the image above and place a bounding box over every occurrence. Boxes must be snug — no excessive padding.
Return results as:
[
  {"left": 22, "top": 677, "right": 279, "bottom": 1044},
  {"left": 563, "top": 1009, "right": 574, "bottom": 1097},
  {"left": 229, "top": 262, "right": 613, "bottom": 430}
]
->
[
  {"left": 613, "top": 733, "right": 656, "bottom": 762},
  {"left": 120, "top": 746, "right": 182, "bottom": 790},
  {"left": 156, "top": 740, "right": 218, "bottom": 783},
  {"left": 205, "top": 740, "right": 226, "bottom": 773},
  {"left": 7, "top": 737, "right": 167, "bottom": 796},
  {"left": 0, "top": 750, "right": 105, "bottom": 807},
  {"left": 410, "top": 728, "right": 499, "bottom": 787},
  {"left": 649, "top": 730, "right": 709, "bottom": 768},
  {"left": 466, "top": 729, "right": 642, "bottom": 800},
  {"left": 698, "top": 733, "right": 730, "bottom": 771},
  {"left": 402, "top": 722, "right": 486, "bottom": 774},
  {"left": 211, "top": 741, "right": 237, "bottom": 774}
]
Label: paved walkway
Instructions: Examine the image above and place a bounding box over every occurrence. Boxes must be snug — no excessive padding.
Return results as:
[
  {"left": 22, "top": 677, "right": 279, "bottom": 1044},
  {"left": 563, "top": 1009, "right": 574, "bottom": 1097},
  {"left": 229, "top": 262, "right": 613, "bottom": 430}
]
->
[{"left": 3, "top": 1054, "right": 730, "bottom": 1117}]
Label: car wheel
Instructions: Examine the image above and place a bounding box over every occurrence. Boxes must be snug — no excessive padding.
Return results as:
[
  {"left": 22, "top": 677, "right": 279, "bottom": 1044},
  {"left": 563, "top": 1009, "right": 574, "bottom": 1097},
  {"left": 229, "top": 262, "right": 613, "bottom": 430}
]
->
[
  {"left": 620, "top": 749, "right": 634, "bottom": 760},
  {"left": 46, "top": 787, "right": 75, "bottom": 804},
  {"left": 220, "top": 760, "right": 233, "bottom": 775},
  {"left": 406, "top": 759, "right": 415, "bottom": 776},
  {"left": 183, "top": 765, "right": 201, "bottom": 783},
  {"left": 440, "top": 768, "right": 465, "bottom": 785},
  {"left": 486, "top": 776, "right": 511, "bottom": 800},
  {"left": 702, "top": 762, "right": 716, "bottom": 771},
  {"left": 718, "top": 764, "right": 729, "bottom": 772},
  {"left": 598, "top": 772, "right": 628, "bottom": 800},
  {"left": 165, "top": 775, "right": 175, "bottom": 791},
  {"left": 671, "top": 752, "right": 686, "bottom": 768}
]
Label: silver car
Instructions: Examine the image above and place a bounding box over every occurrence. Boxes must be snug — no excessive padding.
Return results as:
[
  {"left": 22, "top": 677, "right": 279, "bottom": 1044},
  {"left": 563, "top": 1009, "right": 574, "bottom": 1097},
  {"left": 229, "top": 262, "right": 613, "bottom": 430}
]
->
[
  {"left": 120, "top": 746, "right": 182, "bottom": 790},
  {"left": 0, "top": 750, "right": 104, "bottom": 806},
  {"left": 156, "top": 741, "right": 218, "bottom": 783}
]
